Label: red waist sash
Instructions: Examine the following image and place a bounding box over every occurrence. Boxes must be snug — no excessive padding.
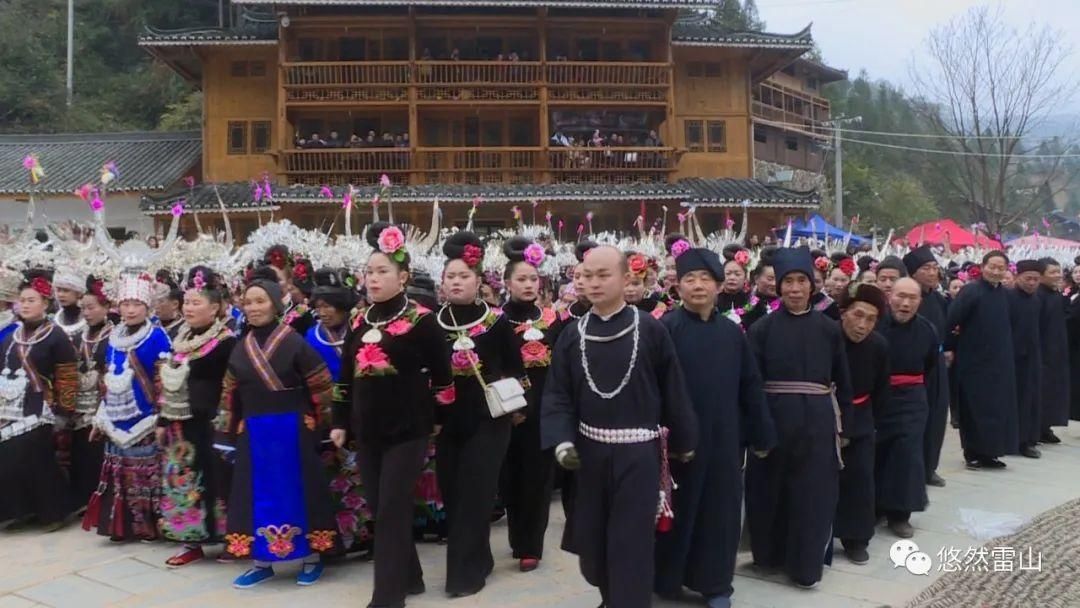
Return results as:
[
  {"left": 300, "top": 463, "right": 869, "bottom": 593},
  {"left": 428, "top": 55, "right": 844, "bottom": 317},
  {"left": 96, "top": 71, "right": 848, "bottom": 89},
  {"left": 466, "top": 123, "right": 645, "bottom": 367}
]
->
[
  {"left": 890, "top": 374, "right": 925, "bottom": 387},
  {"left": 852, "top": 394, "right": 870, "bottom": 406}
]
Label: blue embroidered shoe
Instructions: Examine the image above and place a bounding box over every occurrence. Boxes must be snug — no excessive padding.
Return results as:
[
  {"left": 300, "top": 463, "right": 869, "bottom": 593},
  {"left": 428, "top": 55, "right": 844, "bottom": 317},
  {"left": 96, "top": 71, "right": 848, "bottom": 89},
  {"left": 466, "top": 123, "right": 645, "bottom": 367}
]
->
[
  {"left": 233, "top": 566, "right": 275, "bottom": 589},
  {"left": 296, "top": 562, "right": 324, "bottom": 586}
]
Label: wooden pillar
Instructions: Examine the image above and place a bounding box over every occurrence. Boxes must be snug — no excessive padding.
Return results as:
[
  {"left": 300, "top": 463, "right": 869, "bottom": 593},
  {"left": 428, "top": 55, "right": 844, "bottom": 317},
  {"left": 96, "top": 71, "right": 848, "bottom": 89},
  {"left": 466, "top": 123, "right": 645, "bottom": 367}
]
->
[
  {"left": 664, "top": 18, "right": 676, "bottom": 184},
  {"left": 276, "top": 19, "right": 289, "bottom": 184},
  {"left": 538, "top": 8, "right": 550, "bottom": 184},
  {"left": 408, "top": 8, "right": 420, "bottom": 186}
]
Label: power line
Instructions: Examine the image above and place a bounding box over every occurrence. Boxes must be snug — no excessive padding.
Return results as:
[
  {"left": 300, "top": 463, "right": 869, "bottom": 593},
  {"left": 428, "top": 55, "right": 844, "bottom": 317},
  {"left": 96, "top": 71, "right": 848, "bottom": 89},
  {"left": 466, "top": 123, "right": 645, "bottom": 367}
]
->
[
  {"left": 840, "top": 137, "right": 1080, "bottom": 159},
  {"left": 757, "top": 119, "right": 1076, "bottom": 141}
]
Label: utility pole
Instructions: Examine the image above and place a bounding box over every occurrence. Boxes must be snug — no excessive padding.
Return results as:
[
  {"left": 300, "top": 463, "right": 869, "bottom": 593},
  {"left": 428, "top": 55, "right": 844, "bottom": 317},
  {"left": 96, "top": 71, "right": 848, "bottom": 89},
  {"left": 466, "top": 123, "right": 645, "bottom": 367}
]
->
[
  {"left": 66, "top": 0, "right": 74, "bottom": 107},
  {"left": 824, "top": 116, "right": 861, "bottom": 227}
]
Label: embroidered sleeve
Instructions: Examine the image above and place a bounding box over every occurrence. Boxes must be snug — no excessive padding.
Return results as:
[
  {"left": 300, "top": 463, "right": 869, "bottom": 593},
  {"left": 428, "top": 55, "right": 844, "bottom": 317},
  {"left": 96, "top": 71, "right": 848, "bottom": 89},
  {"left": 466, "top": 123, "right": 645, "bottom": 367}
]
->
[
  {"left": 305, "top": 365, "right": 335, "bottom": 427},
  {"left": 53, "top": 362, "right": 78, "bottom": 412}
]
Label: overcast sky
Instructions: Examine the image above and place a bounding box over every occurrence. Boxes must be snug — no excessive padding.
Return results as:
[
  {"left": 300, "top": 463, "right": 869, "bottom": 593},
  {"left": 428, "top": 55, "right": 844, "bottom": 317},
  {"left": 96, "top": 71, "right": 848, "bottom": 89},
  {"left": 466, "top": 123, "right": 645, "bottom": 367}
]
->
[{"left": 757, "top": 0, "right": 1080, "bottom": 111}]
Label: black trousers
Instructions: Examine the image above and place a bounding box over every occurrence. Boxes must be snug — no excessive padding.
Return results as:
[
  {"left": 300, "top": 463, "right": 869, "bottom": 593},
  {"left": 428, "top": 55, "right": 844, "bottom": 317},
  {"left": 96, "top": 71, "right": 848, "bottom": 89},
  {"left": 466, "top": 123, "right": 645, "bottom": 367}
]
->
[
  {"left": 574, "top": 440, "right": 659, "bottom": 608},
  {"left": 835, "top": 434, "right": 875, "bottom": 547},
  {"left": 356, "top": 436, "right": 428, "bottom": 608},
  {"left": 436, "top": 417, "right": 512, "bottom": 594},
  {"left": 746, "top": 431, "right": 838, "bottom": 586},
  {"left": 502, "top": 417, "right": 555, "bottom": 559},
  {"left": 923, "top": 353, "right": 949, "bottom": 476}
]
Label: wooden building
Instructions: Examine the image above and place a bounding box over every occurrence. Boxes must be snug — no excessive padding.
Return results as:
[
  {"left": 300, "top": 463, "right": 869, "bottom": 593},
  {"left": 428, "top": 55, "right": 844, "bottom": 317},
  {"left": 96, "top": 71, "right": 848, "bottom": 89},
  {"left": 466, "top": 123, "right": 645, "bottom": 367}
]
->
[
  {"left": 140, "top": 2, "right": 823, "bottom": 240},
  {"left": 752, "top": 57, "right": 846, "bottom": 192}
]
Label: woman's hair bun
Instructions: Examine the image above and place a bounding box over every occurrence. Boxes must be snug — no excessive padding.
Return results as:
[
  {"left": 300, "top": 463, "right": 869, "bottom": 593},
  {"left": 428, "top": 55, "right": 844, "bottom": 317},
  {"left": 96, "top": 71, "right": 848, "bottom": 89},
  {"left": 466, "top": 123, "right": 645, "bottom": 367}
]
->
[
  {"left": 503, "top": 236, "right": 532, "bottom": 263},
  {"left": 443, "top": 230, "right": 483, "bottom": 260},
  {"left": 366, "top": 221, "right": 392, "bottom": 250},
  {"left": 574, "top": 240, "right": 598, "bottom": 263}
]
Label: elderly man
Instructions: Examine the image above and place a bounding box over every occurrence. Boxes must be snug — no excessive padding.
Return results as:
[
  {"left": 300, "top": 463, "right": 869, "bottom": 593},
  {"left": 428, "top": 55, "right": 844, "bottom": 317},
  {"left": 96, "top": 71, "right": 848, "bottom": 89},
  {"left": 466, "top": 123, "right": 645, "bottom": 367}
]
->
[
  {"left": 876, "top": 278, "right": 938, "bottom": 538},
  {"left": 1037, "top": 258, "right": 1070, "bottom": 444},
  {"left": 1009, "top": 260, "right": 1044, "bottom": 458},
  {"left": 745, "top": 247, "right": 853, "bottom": 589},
  {"left": 656, "top": 246, "right": 775, "bottom": 608},
  {"left": 542, "top": 245, "right": 697, "bottom": 608},
  {"left": 946, "top": 251, "right": 1018, "bottom": 470},
  {"left": 903, "top": 246, "right": 950, "bottom": 487},
  {"left": 834, "top": 285, "right": 890, "bottom": 564}
]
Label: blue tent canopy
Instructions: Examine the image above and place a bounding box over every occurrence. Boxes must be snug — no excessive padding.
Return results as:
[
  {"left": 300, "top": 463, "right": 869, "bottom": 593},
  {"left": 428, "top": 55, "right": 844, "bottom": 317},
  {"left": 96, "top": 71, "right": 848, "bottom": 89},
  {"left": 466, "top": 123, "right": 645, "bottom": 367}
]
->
[{"left": 787, "top": 214, "right": 868, "bottom": 246}]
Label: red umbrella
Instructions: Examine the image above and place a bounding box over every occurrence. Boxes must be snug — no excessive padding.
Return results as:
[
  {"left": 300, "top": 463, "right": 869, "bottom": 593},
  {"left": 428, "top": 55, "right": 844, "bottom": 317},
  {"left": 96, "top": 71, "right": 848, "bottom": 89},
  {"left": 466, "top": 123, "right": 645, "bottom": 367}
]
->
[{"left": 904, "top": 219, "right": 1002, "bottom": 252}]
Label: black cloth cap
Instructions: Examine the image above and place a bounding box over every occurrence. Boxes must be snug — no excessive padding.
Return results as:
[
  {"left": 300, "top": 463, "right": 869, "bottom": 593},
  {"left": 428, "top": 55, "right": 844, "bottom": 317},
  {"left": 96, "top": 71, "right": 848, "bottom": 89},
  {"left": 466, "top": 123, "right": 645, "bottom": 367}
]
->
[
  {"left": 857, "top": 256, "right": 877, "bottom": 273},
  {"left": 675, "top": 248, "right": 724, "bottom": 282},
  {"left": 310, "top": 268, "right": 356, "bottom": 311},
  {"left": 844, "top": 284, "right": 888, "bottom": 318},
  {"left": 1015, "top": 259, "right": 1046, "bottom": 275},
  {"left": 246, "top": 279, "right": 284, "bottom": 316},
  {"left": 903, "top": 246, "right": 937, "bottom": 276},
  {"left": 877, "top": 255, "right": 908, "bottom": 277},
  {"left": 772, "top": 247, "right": 815, "bottom": 283}
]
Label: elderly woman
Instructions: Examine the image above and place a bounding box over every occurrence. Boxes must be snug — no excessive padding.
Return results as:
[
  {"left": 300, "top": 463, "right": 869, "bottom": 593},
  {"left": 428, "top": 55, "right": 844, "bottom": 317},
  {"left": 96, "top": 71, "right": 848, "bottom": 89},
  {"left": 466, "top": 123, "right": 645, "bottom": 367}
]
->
[
  {"left": 218, "top": 275, "right": 339, "bottom": 588},
  {"left": 0, "top": 271, "right": 78, "bottom": 530},
  {"left": 157, "top": 266, "right": 237, "bottom": 566}
]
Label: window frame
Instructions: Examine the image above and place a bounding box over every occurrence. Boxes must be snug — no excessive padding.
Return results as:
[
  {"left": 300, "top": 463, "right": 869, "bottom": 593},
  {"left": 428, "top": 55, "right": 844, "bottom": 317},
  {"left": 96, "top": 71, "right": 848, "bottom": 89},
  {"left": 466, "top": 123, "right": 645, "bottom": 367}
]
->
[
  {"left": 227, "top": 121, "right": 248, "bottom": 155},
  {"left": 684, "top": 120, "right": 704, "bottom": 152},
  {"left": 251, "top": 121, "right": 272, "bottom": 153},
  {"left": 706, "top": 120, "right": 727, "bottom": 153}
]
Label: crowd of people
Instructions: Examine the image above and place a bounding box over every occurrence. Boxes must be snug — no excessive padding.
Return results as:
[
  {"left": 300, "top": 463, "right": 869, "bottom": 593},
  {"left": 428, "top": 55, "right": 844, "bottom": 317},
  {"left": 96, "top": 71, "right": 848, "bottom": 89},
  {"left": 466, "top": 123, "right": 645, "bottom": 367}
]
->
[
  {"left": 1, "top": 210, "right": 1078, "bottom": 608},
  {"left": 296, "top": 131, "right": 411, "bottom": 150}
]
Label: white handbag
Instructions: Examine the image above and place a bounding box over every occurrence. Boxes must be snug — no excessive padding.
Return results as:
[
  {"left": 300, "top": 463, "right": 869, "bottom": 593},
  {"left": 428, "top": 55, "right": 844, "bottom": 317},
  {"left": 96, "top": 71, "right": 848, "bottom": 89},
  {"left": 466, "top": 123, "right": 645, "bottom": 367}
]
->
[{"left": 482, "top": 377, "right": 528, "bottom": 418}]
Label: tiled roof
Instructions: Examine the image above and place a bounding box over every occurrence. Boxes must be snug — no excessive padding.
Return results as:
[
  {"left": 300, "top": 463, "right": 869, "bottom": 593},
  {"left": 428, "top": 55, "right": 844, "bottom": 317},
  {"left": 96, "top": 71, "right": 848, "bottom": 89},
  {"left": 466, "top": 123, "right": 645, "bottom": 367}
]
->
[
  {"left": 138, "top": 25, "right": 278, "bottom": 46},
  {"left": 142, "top": 178, "right": 818, "bottom": 214},
  {"left": 0, "top": 132, "right": 202, "bottom": 195},
  {"left": 671, "top": 9, "right": 813, "bottom": 49},
  {"left": 680, "top": 177, "right": 819, "bottom": 208},
  {"left": 233, "top": 0, "right": 713, "bottom": 7}
]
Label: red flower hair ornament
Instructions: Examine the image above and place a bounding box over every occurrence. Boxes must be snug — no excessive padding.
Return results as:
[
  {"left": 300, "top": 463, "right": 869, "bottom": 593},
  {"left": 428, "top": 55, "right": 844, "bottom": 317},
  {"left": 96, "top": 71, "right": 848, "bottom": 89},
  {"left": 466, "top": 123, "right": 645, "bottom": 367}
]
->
[
  {"left": 30, "top": 277, "right": 53, "bottom": 299},
  {"left": 462, "top": 244, "right": 483, "bottom": 268}
]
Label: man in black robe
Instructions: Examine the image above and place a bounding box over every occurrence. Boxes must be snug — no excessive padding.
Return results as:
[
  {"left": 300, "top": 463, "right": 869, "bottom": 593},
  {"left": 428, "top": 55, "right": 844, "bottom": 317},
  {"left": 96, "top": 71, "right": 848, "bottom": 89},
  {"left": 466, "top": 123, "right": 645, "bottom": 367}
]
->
[
  {"left": 946, "top": 251, "right": 1018, "bottom": 469},
  {"left": 542, "top": 245, "right": 698, "bottom": 608},
  {"left": 1009, "top": 260, "right": 1044, "bottom": 458},
  {"left": 903, "top": 246, "right": 950, "bottom": 488},
  {"left": 745, "top": 247, "right": 853, "bottom": 589},
  {"left": 656, "top": 247, "right": 775, "bottom": 608},
  {"left": 834, "top": 285, "right": 890, "bottom": 564},
  {"left": 1037, "top": 258, "right": 1070, "bottom": 444},
  {"left": 875, "top": 256, "right": 907, "bottom": 301},
  {"left": 876, "top": 278, "right": 937, "bottom": 538}
]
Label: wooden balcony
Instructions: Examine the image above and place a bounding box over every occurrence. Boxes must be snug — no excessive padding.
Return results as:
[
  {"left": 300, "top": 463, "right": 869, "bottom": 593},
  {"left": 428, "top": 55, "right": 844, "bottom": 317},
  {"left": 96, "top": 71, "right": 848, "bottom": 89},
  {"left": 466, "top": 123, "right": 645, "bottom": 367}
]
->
[
  {"left": 416, "top": 61, "right": 542, "bottom": 103},
  {"left": 280, "top": 146, "right": 674, "bottom": 186},
  {"left": 281, "top": 61, "right": 671, "bottom": 106},
  {"left": 752, "top": 80, "right": 831, "bottom": 135},
  {"left": 283, "top": 62, "right": 410, "bottom": 105},
  {"left": 547, "top": 62, "right": 670, "bottom": 104}
]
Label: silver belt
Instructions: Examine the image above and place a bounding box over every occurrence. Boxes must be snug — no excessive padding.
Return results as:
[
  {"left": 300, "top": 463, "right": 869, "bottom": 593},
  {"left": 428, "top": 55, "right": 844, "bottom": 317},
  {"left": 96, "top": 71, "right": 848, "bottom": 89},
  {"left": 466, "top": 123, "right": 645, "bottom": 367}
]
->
[{"left": 578, "top": 422, "right": 660, "bottom": 444}]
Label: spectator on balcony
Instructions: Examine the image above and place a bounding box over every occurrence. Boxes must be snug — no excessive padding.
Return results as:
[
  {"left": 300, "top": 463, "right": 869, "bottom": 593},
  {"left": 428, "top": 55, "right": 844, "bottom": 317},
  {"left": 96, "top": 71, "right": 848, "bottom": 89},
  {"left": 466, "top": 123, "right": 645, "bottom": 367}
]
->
[
  {"left": 380, "top": 133, "right": 395, "bottom": 147},
  {"left": 421, "top": 48, "right": 433, "bottom": 61},
  {"left": 394, "top": 135, "right": 406, "bottom": 148},
  {"left": 307, "top": 133, "right": 328, "bottom": 148},
  {"left": 366, "top": 131, "right": 377, "bottom": 146},
  {"left": 327, "top": 131, "right": 344, "bottom": 148},
  {"left": 402, "top": 133, "right": 410, "bottom": 148},
  {"left": 349, "top": 134, "right": 362, "bottom": 147},
  {"left": 450, "top": 48, "right": 461, "bottom": 61},
  {"left": 645, "top": 130, "right": 663, "bottom": 147}
]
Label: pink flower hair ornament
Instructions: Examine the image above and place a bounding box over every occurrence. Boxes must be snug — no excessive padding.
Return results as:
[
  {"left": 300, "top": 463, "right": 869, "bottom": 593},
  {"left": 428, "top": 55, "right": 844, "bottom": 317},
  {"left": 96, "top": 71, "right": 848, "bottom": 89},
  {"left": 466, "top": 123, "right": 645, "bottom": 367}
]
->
[
  {"left": 523, "top": 243, "right": 545, "bottom": 267},
  {"left": 377, "top": 226, "right": 407, "bottom": 263},
  {"left": 669, "top": 239, "right": 691, "bottom": 259}
]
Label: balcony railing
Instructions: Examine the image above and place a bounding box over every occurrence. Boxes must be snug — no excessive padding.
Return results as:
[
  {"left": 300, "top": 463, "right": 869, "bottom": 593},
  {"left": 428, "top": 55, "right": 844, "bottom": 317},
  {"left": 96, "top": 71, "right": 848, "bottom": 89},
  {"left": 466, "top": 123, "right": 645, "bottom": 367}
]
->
[
  {"left": 283, "top": 61, "right": 410, "bottom": 104},
  {"left": 281, "top": 60, "right": 671, "bottom": 105},
  {"left": 280, "top": 146, "right": 674, "bottom": 186}
]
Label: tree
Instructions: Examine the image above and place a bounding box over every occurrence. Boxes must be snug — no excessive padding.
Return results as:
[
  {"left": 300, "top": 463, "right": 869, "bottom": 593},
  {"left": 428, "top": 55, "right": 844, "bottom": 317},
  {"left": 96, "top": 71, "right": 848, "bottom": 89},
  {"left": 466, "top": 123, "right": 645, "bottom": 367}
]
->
[{"left": 911, "top": 5, "right": 1079, "bottom": 233}]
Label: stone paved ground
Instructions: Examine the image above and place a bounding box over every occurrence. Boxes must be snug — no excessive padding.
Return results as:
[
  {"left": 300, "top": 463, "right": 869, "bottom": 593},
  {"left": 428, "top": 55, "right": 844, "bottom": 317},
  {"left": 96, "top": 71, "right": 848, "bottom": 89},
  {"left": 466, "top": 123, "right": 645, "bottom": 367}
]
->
[{"left": 3, "top": 423, "right": 1079, "bottom": 608}]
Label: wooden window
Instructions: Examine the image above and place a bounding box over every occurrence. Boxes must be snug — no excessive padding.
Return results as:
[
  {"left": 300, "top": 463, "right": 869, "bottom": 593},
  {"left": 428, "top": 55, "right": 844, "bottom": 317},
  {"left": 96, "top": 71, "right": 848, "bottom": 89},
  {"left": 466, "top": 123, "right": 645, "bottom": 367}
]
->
[
  {"left": 684, "top": 120, "right": 704, "bottom": 152},
  {"left": 705, "top": 62, "right": 724, "bottom": 78},
  {"left": 228, "top": 121, "right": 248, "bottom": 155},
  {"left": 249, "top": 61, "right": 266, "bottom": 77},
  {"left": 230, "top": 61, "right": 248, "bottom": 77},
  {"left": 687, "top": 62, "right": 705, "bottom": 78},
  {"left": 753, "top": 126, "right": 768, "bottom": 143},
  {"left": 707, "top": 121, "right": 727, "bottom": 152},
  {"left": 785, "top": 136, "right": 799, "bottom": 151},
  {"left": 252, "top": 121, "right": 272, "bottom": 153},
  {"left": 806, "top": 77, "right": 819, "bottom": 90}
]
